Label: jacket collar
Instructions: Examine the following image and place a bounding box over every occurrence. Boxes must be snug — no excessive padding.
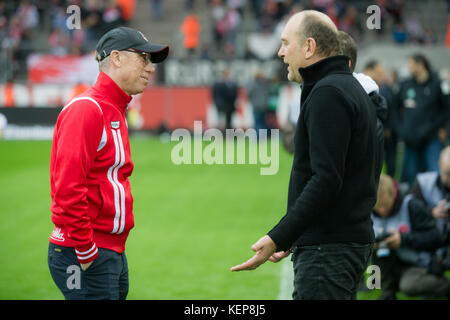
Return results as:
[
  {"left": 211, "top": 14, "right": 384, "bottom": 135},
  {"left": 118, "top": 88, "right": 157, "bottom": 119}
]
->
[
  {"left": 93, "top": 72, "right": 132, "bottom": 113},
  {"left": 298, "top": 55, "right": 351, "bottom": 102}
]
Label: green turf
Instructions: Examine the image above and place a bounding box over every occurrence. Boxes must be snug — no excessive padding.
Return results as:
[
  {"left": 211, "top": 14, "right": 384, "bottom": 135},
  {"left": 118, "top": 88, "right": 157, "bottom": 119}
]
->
[
  {"left": 0, "top": 137, "right": 291, "bottom": 299},
  {"left": 0, "top": 138, "right": 445, "bottom": 300}
]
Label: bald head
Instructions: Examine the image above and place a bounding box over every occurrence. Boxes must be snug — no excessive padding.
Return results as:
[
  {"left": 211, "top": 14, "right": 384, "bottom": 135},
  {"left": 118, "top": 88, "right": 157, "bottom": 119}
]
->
[
  {"left": 278, "top": 10, "right": 341, "bottom": 82},
  {"left": 440, "top": 146, "right": 450, "bottom": 164},
  {"left": 289, "top": 10, "right": 340, "bottom": 58}
]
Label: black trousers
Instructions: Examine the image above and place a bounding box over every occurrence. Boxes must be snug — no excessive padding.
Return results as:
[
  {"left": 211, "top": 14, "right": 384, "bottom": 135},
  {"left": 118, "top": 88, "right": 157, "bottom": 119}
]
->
[
  {"left": 291, "top": 242, "right": 373, "bottom": 300},
  {"left": 48, "top": 243, "right": 129, "bottom": 300}
]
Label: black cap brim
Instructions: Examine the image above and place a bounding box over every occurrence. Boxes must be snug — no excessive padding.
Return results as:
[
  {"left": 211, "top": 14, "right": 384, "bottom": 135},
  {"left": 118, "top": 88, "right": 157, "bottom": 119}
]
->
[{"left": 133, "top": 43, "right": 169, "bottom": 63}]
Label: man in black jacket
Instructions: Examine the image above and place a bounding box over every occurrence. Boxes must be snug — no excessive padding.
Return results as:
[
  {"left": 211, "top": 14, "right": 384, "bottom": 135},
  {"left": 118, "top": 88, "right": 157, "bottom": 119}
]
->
[{"left": 231, "top": 10, "right": 380, "bottom": 300}]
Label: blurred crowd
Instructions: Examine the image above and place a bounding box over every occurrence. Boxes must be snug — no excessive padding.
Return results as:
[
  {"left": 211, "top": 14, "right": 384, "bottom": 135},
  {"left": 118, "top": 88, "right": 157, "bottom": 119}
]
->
[
  {"left": 177, "top": 0, "right": 447, "bottom": 59},
  {"left": 0, "top": 0, "right": 448, "bottom": 81},
  {"left": 0, "top": 0, "right": 135, "bottom": 81}
]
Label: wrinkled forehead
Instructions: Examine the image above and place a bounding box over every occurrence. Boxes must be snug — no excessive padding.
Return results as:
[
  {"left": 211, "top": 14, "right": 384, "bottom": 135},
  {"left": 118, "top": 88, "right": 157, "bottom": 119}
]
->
[{"left": 281, "top": 18, "right": 302, "bottom": 42}]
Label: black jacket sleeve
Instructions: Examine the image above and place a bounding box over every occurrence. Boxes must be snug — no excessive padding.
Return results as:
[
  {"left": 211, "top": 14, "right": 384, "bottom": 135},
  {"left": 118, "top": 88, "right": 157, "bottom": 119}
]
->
[
  {"left": 267, "top": 86, "right": 352, "bottom": 251},
  {"left": 401, "top": 198, "right": 444, "bottom": 251}
]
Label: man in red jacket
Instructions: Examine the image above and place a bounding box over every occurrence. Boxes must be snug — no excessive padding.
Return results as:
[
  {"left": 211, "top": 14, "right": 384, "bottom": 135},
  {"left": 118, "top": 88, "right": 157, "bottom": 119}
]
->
[{"left": 48, "top": 27, "right": 168, "bottom": 300}]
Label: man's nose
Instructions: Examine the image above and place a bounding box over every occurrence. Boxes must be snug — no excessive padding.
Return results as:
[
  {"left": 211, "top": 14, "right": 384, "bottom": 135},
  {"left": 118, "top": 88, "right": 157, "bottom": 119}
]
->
[
  {"left": 278, "top": 46, "right": 284, "bottom": 58},
  {"left": 146, "top": 63, "right": 155, "bottom": 73}
]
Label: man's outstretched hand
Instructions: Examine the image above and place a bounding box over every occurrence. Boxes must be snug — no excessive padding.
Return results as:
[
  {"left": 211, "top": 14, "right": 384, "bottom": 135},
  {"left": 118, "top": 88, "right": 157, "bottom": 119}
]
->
[{"left": 230, "top": 235, "right": 278, "bottom": 272}]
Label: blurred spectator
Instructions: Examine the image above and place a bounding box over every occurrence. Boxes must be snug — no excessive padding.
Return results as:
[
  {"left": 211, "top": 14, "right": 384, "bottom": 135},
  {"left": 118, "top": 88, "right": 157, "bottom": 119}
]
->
[
  {"left": 2, "top": 16, "right": 24, "bottom": 77},
  {"left": 70, "top": 81, "right": 90, "bottom": 100},
  {"left": 116, "top": 0, "right": 135, "bottom": 23},
  {"left": 265, "top": 75, "right": 281, "bottom": 132},
  {"left": 259, "top": 0, "right": 279, "bottom": 30},
  {"left": 180, "top": 12, "right": 201, "bottom": 57},
  {"left": 83, "top": 0, "right": 104, "bottom": 51},
  {"left": 392, "top": 22, "right": 408, "bottom": 44},
  {"left": 185, "top": 0, "right": 196, "bottom": 12},
  {"left": 388, "top": 68, "right": 400, "bottom": 92},
  {"left": 48, "top": 27, "right": 69, "bottom": 55},
  {"left": 210, "top": 0, "right": 226, "bottom": 52},
  {"left": 227, "top": 0, "right": 245, "bottom": 16},
  {"left": 364, "top": 60, "right": 399, "bottom": 178},
  {"left": 4, "top": 16, "right": 22, "bottom": 50},
  {"left": 371, "top": 174, "right": 449, "bottom": 300},
  {"left": 386, "top": 0, "right": 404, "bottom": 25},
  {"left": 151, "top": 0, "right": 162, "bottom": 21},
  {"left": 51, "top": 5, "right": 68, "bottom": 31},
  {"left": 102, "top": 0, "right": 123, "bottom": 34},
  {"left": 247, "top": 71, "right": 271, "bottom": 135},
  {"left": 250, "top": 0, "right": 264, "bottom": 18},
  {"left": 338, "top": 5, "right": 364, "bottom": 43},
  {"left": 223, "top": 6, "right": 241, "bottom": 57},
  {"left": 212, "top": 68, "right": 238, "bottom": 130},
  {"left": 410, "top": 147, "right": 450, "bottom": 277},
  {"left": 406, "top": 14, "right": 425, "bottom": 44},
  {"left": 423, "top": 25, "right": 437, "bottom": 46},
  {"left": 16, "top": 0, "right": 39, "bottom": 31},
  {"left": 397, "top": 54, "right": 449, "bottom": 186}
]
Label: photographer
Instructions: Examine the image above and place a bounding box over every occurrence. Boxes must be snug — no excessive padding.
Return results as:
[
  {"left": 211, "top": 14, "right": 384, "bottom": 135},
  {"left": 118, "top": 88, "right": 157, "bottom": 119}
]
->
[
  {"left": 410, "top": 146, "right": 450, "bottom": 276},
  {"left": 371, "top": 174, "right": 449, "bottom": 299}
]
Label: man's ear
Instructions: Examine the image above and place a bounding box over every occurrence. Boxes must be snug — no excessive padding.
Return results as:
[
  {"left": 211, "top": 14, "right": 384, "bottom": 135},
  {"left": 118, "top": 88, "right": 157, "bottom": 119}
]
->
[
  {"left": 109, "top": 50, "right": 122, "bottom": 68},
  {"left": 304, "top": 38, "right": 316, "bottom": 60}
]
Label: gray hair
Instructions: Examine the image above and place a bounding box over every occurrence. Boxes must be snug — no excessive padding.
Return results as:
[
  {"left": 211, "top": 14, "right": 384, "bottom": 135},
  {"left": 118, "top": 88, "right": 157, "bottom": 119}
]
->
[{"left": 98, "top": 56, "right": 110, "bottom": 72}]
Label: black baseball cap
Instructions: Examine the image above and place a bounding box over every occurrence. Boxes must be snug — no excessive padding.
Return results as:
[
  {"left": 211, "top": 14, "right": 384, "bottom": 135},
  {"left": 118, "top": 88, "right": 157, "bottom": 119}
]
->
[{"left": 95, "top": 27, "right": 169, "bottom": 63}]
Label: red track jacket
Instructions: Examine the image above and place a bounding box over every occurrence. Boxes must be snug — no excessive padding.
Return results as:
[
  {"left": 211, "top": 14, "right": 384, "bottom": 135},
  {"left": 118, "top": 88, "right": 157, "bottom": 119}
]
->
[{"left": 49, "top": 72, "right": 134, "bottom": 264}]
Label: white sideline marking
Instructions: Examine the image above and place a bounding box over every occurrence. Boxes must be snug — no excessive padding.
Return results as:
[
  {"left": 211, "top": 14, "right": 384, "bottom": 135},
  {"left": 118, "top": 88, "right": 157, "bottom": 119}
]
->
[{"left": 277, "top": 258, "right": 294, "bottom": 300}]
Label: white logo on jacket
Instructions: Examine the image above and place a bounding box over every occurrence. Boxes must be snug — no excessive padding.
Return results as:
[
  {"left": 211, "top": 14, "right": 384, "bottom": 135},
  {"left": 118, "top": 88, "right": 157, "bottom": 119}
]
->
[
  {"left": 111, "top": 121, "right": 120, "bottom": 129},
  {"left": 50, "top": 227, "right": 65, "bottom": 242}
]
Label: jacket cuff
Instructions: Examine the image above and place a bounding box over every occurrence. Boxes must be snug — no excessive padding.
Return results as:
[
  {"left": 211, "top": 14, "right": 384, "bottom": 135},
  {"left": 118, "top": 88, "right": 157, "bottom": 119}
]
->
[
  {"left": 267, "top": 230, "right": 289, "bottom": 252},
  {"left": 75, "top": 243, "right": 98, "bottom": 264}
]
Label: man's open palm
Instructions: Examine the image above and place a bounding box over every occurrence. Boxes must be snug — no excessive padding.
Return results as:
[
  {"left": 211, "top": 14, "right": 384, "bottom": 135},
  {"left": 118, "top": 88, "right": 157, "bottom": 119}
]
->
[{"left": 230, "top": 235, "right": 277, "bottom": 271}]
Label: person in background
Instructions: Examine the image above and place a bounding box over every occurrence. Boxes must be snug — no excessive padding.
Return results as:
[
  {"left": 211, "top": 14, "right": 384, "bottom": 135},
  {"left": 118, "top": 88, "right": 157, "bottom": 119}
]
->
[
  {"left": 151, "top": 0, "right": 162, "bottom": 20},
  {"left": 372, "top": 174, "right": 449, "bottom": 299},
  {"left": 410, "top": 146, "right": 450, "bottom": 277},
  {"left": 247, "top": 71, "right": 271, "bottom": 136},
  {"left": 364, "top": 60, "right": 399, "bottom": 178},
  {"left": 180, "top": 11, "right": 201, "bottom": 57},
  {"left": 338, "top": 30, "right": 388, "bottom": 178},
  {"left": 396, "top": 54, "right": 449, "bottom": 187},
  {"left": 212, "top": 68, "right": 238, "bottom": 131}
]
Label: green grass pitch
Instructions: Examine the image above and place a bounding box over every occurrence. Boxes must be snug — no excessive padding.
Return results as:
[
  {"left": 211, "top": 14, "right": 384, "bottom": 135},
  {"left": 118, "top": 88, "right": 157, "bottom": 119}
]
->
[{"left": 0, "top": 137, "right": 437, "bottom": 299}]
